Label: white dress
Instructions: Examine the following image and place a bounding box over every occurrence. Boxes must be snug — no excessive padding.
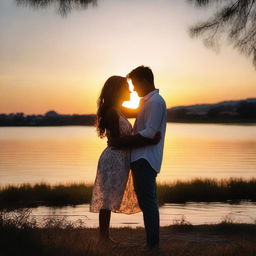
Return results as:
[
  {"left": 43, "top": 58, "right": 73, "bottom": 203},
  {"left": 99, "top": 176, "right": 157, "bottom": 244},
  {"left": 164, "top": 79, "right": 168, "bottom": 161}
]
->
[{"left": 89, "top": 115, "right": 141, "bottom": 214}]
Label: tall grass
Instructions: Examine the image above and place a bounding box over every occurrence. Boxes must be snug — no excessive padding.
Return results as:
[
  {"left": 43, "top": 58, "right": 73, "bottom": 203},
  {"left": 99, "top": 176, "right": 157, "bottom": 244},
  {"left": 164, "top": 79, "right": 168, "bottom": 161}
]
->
[
  {"left": 1, "top": 209, "right": 256, "bottom": 256},
  {"left": 157, "top": 177, "right": 256, "bottom": 203},
  {"left": 0, "top": 182, "right": 92, "bottom": 208},
  {"left": 1, "top": 178, "right": 256, "bottom": 209}
]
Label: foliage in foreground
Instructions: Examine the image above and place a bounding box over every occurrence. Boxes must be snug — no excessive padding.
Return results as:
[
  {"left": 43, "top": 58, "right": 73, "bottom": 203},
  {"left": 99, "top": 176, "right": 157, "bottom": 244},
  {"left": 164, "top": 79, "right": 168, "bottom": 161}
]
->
[{"left": 1, "top": 209, "right": 256, "bottom": 256}]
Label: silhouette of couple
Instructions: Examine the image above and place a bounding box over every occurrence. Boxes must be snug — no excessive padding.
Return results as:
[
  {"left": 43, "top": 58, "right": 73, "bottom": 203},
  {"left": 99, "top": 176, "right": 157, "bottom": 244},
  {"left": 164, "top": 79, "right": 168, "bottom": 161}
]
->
[{"left": 90, "top": 66, "right": 167, "bottom": 252}]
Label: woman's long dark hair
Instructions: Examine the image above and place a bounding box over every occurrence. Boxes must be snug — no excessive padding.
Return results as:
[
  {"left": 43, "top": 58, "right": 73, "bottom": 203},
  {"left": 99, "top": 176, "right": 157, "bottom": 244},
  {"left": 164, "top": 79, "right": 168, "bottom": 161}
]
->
[{"left": 96, "top": 76, "right": 128, "bottom": 138}]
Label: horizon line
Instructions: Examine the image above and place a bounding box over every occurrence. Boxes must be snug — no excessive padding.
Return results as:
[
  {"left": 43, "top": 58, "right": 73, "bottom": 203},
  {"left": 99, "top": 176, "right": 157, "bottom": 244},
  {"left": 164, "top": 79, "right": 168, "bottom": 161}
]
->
[{"left": 1, "top": 97, "right": 255, "bottom": 116}]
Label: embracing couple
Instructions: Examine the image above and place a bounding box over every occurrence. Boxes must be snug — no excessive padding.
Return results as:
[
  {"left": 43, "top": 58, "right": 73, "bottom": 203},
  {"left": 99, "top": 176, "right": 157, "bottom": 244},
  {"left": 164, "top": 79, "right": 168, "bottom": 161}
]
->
[{"left": 90, "top": 66, "right": 167, "bottom": 251}]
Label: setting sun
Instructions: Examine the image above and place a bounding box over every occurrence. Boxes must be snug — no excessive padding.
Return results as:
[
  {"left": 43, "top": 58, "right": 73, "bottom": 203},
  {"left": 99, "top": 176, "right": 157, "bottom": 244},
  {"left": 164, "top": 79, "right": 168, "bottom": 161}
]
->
[{"left": 122, "top": 80, "right": 140, "bottom": 109}]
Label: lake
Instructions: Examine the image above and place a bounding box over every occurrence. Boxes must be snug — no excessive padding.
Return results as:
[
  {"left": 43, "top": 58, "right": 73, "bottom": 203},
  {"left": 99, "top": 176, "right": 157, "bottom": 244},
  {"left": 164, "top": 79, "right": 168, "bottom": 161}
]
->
[
  {"left": 0, "top": 123, "right": 256, "bottom": 185},
  {"left": 29, "top": 202, "right": 256, "bottom": 227}
]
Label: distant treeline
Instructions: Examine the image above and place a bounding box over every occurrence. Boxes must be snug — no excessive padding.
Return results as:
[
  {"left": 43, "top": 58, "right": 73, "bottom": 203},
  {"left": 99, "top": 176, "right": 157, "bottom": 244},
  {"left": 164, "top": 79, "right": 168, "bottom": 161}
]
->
[
  {"left": 168, "top": 98, "right": 256, "bottom": 123},
  {"left": 0, "top": 111, "right": 96, "bottom": 126},
  {"left": 1, "top": 98, "right": 256, "bottom": 126}
]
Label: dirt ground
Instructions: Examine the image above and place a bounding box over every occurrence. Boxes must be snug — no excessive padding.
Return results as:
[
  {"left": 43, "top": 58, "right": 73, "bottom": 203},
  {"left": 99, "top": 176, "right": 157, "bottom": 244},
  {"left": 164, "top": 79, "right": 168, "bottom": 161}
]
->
[
  {"left": 60, "top": 224, "right": 256, "bottom": 256},
  {"left": 2, "top": 223, "right": 256, "bottom": 256}
]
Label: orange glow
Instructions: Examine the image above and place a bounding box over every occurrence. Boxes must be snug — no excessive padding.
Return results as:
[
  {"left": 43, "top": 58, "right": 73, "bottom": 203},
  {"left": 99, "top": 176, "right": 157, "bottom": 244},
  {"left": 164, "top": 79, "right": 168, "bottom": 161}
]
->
[
  {"left": 122, "top": 80, "right": 140, "bottom": 109},
  {"left": 1, "top": 1, "right": 256, "bottom": 115}
]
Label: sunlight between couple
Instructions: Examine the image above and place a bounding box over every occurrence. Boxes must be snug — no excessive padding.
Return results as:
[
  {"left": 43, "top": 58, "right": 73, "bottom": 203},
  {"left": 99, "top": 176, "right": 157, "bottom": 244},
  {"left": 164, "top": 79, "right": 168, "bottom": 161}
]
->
[{"left": 89, "top": 65, "right": 167, "bottom": 251}]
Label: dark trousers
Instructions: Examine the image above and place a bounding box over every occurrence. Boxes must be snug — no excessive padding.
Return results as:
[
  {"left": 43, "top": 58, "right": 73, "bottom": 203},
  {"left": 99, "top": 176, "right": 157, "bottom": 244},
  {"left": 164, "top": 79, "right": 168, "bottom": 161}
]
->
[{"left": 131, "top": 158, "right": 159, "bottom": 248}]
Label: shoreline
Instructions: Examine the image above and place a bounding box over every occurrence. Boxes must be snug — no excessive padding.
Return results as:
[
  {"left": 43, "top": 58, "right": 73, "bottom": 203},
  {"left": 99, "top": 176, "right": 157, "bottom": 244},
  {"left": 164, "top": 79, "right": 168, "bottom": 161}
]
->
[
  {"left": 1, "top": 178, "right": 256, "bottom": 209},
  {"left": 1, "top": 120, "right": 256, "bottom": 127}
]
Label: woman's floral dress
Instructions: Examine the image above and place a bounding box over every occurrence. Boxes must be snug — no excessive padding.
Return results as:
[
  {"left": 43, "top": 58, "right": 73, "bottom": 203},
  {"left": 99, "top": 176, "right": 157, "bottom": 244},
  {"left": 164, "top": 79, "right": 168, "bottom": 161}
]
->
[{"left": 89, "top": 115, "right": 141, "bottom": 214}]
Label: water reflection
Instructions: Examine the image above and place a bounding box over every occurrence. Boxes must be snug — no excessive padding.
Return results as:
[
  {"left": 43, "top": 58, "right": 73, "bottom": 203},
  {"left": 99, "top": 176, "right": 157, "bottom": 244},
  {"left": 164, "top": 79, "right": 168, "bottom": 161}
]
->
[
  {"left": 0, "top": 123, "right": 256, "bottom": 185},
  {"left": 16, "top": 0, "right": 97, "bottom": 16},
  {"left": 30, "top": 202, "right": 256, "bottom": 227}
]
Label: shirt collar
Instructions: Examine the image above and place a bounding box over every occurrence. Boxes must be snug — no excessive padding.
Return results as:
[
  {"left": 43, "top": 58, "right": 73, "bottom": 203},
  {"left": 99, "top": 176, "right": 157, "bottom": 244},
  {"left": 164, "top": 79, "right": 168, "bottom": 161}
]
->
[{"left": 141, "top": 89, "right": 159, "bottom": 102}]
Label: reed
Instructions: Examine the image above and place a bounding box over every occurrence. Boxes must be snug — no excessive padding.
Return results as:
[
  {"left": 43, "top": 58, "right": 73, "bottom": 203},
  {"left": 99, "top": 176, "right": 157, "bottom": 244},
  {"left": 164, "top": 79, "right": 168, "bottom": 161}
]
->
[
  {"left": 0, "top": 182, "right": 92, "bottom": 208},
  {"left": 157, "top": 177, "right": 256, "bottom": 203},
  {"left": 0, "top": 208, "right": 256, "bottom": 256},
  {"left": 1, "top": 178, "right": 256, "bottom": 209}
]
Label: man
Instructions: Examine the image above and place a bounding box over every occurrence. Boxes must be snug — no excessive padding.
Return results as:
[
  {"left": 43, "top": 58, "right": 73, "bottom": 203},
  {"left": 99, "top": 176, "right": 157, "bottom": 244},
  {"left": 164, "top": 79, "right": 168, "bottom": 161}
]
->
[{"left": 110, "top": 66, "right": 167, "bottom": 250}]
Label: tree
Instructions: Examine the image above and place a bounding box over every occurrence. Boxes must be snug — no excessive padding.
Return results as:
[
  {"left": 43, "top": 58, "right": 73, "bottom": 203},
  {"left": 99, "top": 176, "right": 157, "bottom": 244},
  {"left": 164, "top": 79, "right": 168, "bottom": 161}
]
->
[
  {"left": 237, "top": 100, "right": 256, "bottom": 118},
  {"left": 16, "top": 0, "right": 97, "bottom": 16},
  {"left": 168, "top": 108, "right": 188, "bottom": 120},
  {"left": 189, "top": 0, "right": 256, "bottom": 68},
  {"left": 17, "top": 0, "right": 256, "bottom": 67}
]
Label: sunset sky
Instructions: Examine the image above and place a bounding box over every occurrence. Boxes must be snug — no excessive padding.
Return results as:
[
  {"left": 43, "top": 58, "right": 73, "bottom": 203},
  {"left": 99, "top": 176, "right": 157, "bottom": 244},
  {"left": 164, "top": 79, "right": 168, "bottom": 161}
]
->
[{"left": 0, "top": 0, "right": 255, "bottom": 114}]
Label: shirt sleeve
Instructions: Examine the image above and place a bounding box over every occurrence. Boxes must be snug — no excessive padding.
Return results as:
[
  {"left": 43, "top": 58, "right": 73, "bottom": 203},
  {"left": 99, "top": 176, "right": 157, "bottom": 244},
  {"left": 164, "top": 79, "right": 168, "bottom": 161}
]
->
[{"left": 138, "top": 100, "right": 164, "bottom": 139}]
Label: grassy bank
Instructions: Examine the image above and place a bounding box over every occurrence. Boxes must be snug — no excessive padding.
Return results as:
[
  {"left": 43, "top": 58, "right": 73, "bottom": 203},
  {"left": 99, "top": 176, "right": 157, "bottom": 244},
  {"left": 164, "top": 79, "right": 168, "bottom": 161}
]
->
[
  {"left": 1, "top": 209, "right": 256, "bottom": 256},
  {"left": 1, "top": 178, "right": 256, "bottom": 209}
]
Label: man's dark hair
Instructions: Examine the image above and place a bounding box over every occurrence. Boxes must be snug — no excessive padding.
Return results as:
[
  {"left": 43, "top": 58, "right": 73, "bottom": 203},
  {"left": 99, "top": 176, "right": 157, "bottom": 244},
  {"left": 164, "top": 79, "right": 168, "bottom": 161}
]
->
[{"left": 127, "top": 66, "right": 154, "bottom": 85}]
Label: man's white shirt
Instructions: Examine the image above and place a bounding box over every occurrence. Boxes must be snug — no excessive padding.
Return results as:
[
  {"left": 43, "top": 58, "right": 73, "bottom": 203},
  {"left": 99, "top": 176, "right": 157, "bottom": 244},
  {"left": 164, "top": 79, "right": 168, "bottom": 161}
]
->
[{"left": 131, "top": 89, "right": 167, "bottom": 173}]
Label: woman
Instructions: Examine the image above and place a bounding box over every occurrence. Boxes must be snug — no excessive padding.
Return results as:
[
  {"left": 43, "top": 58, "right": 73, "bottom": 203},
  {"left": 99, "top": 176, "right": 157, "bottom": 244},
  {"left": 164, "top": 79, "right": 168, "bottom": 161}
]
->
[{"left": 89, "top": 76, "right": 159, "bottom": 244}]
